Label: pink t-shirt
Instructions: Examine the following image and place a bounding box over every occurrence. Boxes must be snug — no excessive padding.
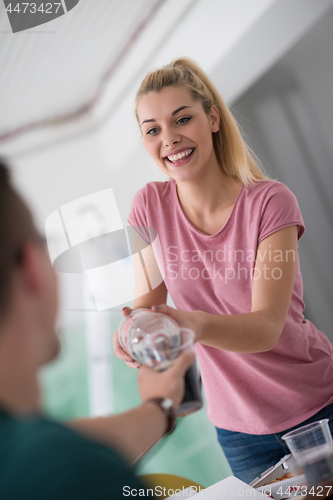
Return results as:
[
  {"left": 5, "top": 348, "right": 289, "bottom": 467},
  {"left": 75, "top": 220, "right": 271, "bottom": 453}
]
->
[{"left": 128, "top": 179, "right": 333, "bottom": 434}]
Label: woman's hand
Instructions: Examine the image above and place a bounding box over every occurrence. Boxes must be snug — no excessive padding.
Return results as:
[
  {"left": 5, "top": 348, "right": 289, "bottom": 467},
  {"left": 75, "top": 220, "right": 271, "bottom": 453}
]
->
[
  {"left": 151, "top": 304, "right": 203, "bottom": 342},
  {"left": 113, "top": 304, "right": 202, "bottom": 367},
  {"left": 113, "top": 307, "right": 141, "bottom": 369}
]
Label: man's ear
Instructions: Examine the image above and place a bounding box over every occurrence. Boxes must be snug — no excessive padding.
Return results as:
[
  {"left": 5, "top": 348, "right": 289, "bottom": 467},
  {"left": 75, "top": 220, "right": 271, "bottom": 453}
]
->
[
  {"left": 18, "top": 241, "right": 45, "bottom": 295},
  {"left": 210, "top": 106, "right": 220, "bottom": 133}
]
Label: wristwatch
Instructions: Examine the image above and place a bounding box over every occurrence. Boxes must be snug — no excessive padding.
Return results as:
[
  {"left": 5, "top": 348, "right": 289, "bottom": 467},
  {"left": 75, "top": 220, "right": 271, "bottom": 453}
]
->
[{"left": 145, "top": 397, "right": 177, "bottom": 435}]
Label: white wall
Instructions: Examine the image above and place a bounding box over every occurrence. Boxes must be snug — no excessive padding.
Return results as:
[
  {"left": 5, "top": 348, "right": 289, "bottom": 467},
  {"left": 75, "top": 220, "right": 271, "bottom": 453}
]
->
[{"left": 234, "top": 5, "right": 333, "bottom": 338}]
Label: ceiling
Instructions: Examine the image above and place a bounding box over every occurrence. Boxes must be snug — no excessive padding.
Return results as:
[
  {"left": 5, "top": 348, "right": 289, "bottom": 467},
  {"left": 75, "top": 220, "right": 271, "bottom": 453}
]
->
[
  {"left": 0, "top": 0, "right": 275, "bottom": 142},
  {"left": 0, "top": 0, "right": 157, "bottom": 133},
  {"left": 0, "top": 0, "right": 330, "bottom": 154}
]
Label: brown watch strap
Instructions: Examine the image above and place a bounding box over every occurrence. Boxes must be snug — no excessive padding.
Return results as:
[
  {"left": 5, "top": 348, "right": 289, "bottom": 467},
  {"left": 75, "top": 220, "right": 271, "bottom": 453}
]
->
[{"left": 145, "top": 397, "right": 177, "bottom": 435}]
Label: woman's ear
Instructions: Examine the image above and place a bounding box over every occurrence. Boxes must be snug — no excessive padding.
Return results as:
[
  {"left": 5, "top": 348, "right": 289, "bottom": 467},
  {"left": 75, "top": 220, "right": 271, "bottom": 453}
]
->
[{"left": 210, "top": 106, "right": 220, "bottom": 133}]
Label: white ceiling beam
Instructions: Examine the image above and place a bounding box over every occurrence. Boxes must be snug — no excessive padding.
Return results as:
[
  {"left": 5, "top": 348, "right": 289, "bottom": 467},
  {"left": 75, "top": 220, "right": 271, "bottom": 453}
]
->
[{"left": 210, "top": 0, "right": 333, "bottom": 104}]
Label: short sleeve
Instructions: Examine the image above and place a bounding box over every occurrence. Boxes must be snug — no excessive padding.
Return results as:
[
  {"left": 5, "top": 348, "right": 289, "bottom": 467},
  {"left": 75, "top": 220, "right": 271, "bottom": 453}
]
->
[
  {"left": 128, "top": 186, "right": 155, "bottom": 245},
  {"left": 128, "top": 187, "right": 147, "bottom": 228},
  {"left": 258, "top": 182, "right": 305, "bottom": 244}
]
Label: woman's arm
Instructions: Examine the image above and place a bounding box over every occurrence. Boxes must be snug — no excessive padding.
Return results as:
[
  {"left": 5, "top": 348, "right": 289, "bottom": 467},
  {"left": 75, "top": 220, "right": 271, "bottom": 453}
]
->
[
  {"left": 152, "top": 225, "right": 298, "bottom": 353},
  {"left": 113, "top": 234, "right": 168, "bottom": 366}
]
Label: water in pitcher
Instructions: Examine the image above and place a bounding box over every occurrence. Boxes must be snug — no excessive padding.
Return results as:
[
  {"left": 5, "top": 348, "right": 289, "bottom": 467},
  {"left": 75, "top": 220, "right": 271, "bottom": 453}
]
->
[{"left": 118, "top": 309, "right": 203, "bottom": 415}]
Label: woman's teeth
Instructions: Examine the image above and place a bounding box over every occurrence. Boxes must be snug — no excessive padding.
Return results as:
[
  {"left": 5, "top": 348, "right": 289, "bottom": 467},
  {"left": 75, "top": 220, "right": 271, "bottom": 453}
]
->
[{"left": 167, "top": 149, "right": 193, "bottom": 163}]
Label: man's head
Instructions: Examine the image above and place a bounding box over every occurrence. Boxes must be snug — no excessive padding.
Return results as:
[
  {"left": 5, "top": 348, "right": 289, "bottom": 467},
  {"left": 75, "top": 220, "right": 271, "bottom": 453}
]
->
[{"left": 0, "top": 160, "right": 59, "bottom": 376}]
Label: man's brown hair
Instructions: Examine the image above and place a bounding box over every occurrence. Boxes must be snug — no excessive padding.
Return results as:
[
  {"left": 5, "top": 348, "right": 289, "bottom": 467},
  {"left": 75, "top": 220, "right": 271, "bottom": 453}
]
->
[{"left": 0, "top": 160, "right": 35, "bottom": 316}]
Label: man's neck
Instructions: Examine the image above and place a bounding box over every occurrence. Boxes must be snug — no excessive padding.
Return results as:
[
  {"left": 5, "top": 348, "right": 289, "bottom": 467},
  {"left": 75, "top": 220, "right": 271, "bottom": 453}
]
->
[{"left": 0, "top": 323, "right": 40, "bottom": 417}]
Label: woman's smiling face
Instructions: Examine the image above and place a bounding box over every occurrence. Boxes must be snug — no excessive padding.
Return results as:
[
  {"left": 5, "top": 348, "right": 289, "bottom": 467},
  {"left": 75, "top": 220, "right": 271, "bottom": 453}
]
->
[{"left": 137, "top": 86, "right": 220, "bottom": 182}]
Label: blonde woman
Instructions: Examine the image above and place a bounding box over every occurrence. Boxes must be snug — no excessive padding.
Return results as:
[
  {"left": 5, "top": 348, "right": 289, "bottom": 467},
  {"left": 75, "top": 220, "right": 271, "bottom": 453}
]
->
[{"left": 114, "top": 59, "right": 333, "bottom": 483}]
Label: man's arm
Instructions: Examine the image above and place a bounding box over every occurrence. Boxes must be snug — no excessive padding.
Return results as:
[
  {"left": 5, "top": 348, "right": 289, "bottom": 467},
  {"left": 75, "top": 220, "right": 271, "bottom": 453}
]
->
[{"left": 67, "top": 350, "right": 195, "bottom": 464}]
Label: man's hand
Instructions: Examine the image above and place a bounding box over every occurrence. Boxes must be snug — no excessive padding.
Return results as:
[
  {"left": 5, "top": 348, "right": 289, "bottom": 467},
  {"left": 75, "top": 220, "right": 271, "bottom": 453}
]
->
[
  {"left": 113, "top": 307, "right": 141, "bottom": 368},
  {"left": 69, "top": 344, "right": 195, "bottom": 464},
  {"left": 138, "top": 350, "right": 196, "bottom": 409}
]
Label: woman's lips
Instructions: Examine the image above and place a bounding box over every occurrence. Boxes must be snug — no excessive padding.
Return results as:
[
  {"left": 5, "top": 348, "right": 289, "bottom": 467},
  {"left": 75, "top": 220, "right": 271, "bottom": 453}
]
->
[{"left": 164, "top": 148, "right": 195, "bottom": 166}]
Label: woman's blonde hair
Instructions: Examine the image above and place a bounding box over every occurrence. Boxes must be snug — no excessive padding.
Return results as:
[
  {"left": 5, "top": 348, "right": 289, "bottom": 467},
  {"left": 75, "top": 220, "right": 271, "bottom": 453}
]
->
[{"left": 135, "top": 58, "right": 269, "bottom": 186}]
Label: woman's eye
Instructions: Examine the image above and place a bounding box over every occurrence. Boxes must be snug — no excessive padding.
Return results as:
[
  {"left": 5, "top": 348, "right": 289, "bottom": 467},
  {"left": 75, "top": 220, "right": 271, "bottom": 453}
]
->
[
  {"left": 177, "top": 116, "right": 191, "bottom": 125},
  {"left": 147, "top": 127, "right": 159, "bottom": 135}
]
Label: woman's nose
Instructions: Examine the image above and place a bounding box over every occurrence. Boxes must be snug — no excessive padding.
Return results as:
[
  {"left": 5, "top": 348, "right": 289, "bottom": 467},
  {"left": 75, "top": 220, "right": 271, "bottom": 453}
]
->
[{"left": 162, "top": 130, "right": 181, "bottom": 147}]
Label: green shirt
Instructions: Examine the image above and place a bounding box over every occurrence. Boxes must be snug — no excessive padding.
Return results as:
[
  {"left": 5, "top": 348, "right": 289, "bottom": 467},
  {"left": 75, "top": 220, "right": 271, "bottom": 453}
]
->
[{"left": 0, "top": 406, "right": 145, "bottom": 500}]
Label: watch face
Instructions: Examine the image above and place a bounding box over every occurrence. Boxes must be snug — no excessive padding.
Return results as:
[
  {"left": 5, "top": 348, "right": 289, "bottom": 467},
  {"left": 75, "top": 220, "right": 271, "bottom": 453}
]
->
[{"left": 161, "top": 398, "right": 174, "bottom": 411}]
